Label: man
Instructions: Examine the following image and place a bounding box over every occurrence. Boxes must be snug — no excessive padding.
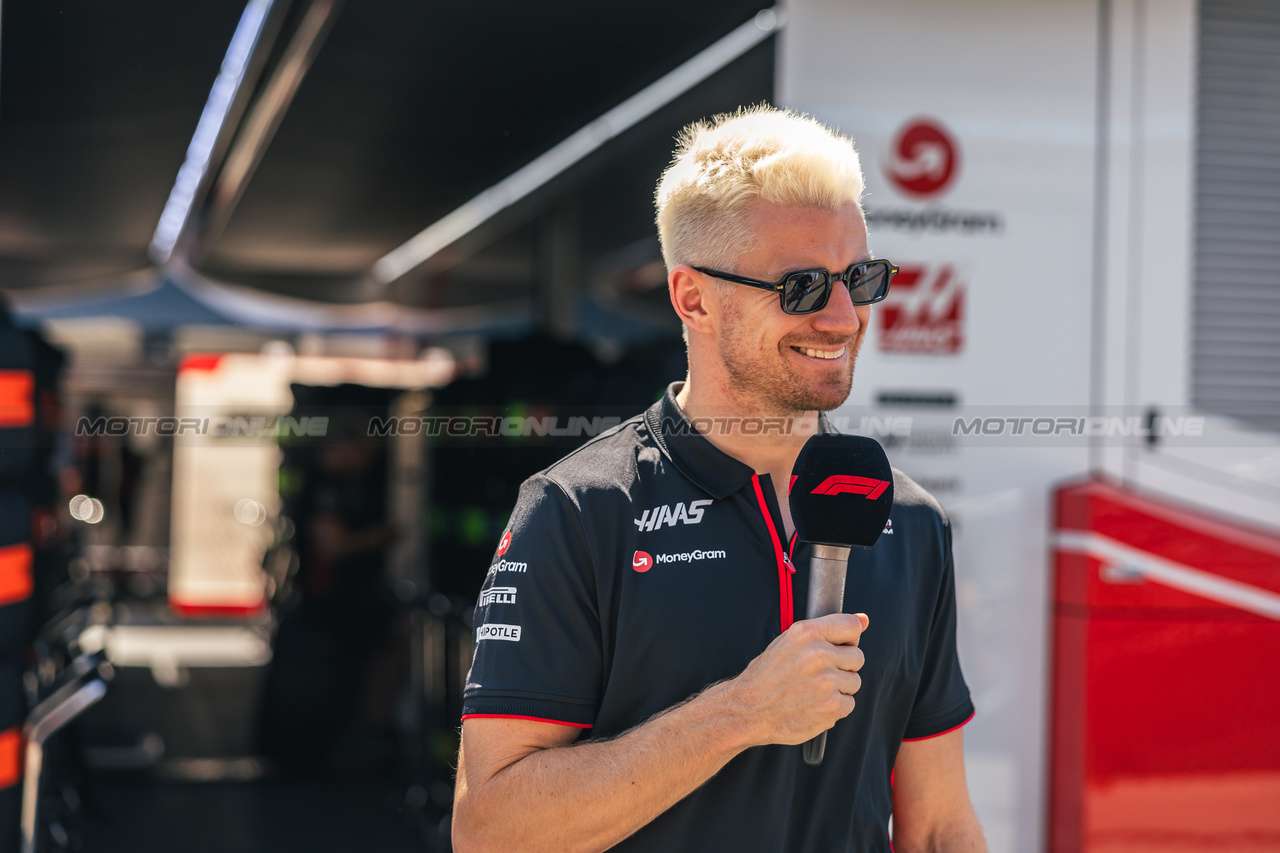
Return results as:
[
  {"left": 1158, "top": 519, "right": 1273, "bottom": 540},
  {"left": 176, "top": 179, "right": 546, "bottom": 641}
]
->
[{"left": 452, "top": 107, "right": 985, "bottom": 853}]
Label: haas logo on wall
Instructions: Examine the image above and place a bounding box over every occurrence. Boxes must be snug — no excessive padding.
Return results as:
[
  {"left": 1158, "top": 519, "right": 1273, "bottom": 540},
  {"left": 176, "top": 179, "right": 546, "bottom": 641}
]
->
[
  {"left": 878, "top": 265, "right": 965, "bottom": 354},
  {"left": 884, "top": 119, "right": 960, "bottom": 198}
]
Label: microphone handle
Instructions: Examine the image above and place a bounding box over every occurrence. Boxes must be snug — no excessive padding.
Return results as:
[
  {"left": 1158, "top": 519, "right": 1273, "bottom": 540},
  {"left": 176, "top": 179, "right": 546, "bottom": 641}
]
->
[{"left": 802, "top": 544, "right": 852, "bottom": 767}]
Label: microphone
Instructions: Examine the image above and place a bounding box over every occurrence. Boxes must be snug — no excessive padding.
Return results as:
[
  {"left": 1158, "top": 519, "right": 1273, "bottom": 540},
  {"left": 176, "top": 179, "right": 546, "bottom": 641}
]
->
[{"left": 789, "top": 433, "right": 894, "bottom": 766}]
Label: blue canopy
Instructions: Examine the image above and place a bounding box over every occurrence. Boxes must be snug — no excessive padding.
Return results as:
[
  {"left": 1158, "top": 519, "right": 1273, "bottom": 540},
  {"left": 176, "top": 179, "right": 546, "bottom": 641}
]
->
[
  {"left": 15, "top": 278, "right": 236, "bottom": 332},
  {"left": 10, "top": 273, "right": 534, "bottom": 337}
]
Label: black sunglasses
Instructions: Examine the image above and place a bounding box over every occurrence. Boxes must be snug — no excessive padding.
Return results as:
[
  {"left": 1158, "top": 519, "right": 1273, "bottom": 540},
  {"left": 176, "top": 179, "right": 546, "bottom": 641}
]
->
[{"left": 692, "top": 259, "right": 898, "bottom": 315}]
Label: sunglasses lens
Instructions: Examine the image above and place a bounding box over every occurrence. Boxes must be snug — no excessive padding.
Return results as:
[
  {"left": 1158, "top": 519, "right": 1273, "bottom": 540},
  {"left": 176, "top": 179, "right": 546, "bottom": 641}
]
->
[
  {"left": 847, "top": 261, "right": 891, "bottom": 304},
  {"left": 781, "top": 271, "right": 831, "bottom": 314}
]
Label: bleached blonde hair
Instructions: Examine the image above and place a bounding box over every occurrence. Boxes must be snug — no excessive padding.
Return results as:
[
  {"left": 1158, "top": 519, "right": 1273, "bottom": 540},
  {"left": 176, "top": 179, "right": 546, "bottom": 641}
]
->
[{"left": 655, "top": 105, "right": 865, "bottom": 271}]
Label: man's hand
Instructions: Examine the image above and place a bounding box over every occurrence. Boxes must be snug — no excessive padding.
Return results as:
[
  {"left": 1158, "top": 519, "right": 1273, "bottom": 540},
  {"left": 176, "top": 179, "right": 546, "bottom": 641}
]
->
[
  {"left": 723, "top": 612, "right": 870, "bottom": 746},
  {"left": 453, "top": 612, "right": 870, "bottom": 853}
]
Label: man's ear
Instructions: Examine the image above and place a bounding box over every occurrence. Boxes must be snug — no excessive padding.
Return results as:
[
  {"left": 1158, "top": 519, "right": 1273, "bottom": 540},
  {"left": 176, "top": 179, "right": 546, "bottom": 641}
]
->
[{"left": 669, "top": 265, "right": 715, "bottom": 335}]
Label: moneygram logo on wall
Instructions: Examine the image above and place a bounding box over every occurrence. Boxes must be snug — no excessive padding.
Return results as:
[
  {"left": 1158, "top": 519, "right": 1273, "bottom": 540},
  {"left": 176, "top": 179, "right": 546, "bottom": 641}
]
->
[
  {"left": 879, "top": 265, "right": 965, "bottom": 354},
  {"left": 868, "top": 117, "right": 999, "bottom": 355},
  {"left": 884, "top": 119, "right": 959, "bottom": 198},
  {"left": 865, "top": 117, "right": 1002, "bottom": 236}
]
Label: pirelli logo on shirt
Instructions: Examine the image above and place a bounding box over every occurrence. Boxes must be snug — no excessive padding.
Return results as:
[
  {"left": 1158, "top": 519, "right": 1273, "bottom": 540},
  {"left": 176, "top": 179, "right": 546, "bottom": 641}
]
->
[
  {"left": 479, "top": 586, "right": 517, "bottom": 606},
  {"left": 476, "top": 623, "right": 521, "bottom": 642},
  {"left": 634, "top": 499, "right": 713, "bottom": 531}
]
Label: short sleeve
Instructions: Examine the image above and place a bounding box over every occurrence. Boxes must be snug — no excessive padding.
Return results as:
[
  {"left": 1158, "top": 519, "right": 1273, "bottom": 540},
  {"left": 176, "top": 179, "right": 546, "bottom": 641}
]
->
[
  {"left": 903, "top": 520, "right": 975, "bottom": 740},
  {"left": 461, "top": 474, "right": 602, "bottom": 727}
]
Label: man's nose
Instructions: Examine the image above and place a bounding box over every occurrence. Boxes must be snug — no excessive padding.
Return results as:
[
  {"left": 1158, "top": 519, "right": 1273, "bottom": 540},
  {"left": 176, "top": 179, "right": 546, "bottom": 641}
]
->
[{"left": 811, "top": 280, "right": 861, "bottom": 336}]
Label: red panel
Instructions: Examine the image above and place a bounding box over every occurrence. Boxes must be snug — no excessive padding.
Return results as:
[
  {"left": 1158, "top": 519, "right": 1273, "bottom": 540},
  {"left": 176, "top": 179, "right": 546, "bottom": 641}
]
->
[
  {"left": 169, "top": 598, "right": 266, "bottom": 618},
  {"left": 178, "top": 353, "right": 224, "bottom": 373},
  {"left": 1049, "top": 477, "right": 1280, "bottom": 853},
  {"left": 1061, "top": 479, "right": 1280, "bottom": 604},
  {"left": 0, "top": 726, "right": 21, "bottom": 789},
  {"left": 1086, "top": 618, "right": 1280, "bottom": 776},
  {"left": 0, "top": 543, "right": 33, "bottom": 606},
  {"left": 1049, "top": 610, "right": 1087, "bottom": 853},
  {"left": 0, "top": 371, "right": 34, "bottom": 428}
]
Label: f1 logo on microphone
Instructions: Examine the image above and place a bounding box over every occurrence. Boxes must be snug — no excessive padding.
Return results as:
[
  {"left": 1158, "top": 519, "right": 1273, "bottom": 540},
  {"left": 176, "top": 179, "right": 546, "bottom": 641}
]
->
[
  {"left": 811, "top": 476, "right": 890, "bottom": 500},
  {"left": 632, "top": 551, "right": 653, "bottom": 573}
]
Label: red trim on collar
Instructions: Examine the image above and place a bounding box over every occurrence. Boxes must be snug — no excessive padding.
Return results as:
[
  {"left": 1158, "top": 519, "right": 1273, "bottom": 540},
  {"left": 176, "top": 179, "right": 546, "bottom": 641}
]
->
[{"left": 752, "top": 474, "right": 794, "bottom": 632}]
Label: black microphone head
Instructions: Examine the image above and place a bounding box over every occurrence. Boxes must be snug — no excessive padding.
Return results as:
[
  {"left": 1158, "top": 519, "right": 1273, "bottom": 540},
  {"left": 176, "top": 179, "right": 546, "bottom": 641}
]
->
[{"left": 790, "top": 433, "right": 894, "bottom": 547}]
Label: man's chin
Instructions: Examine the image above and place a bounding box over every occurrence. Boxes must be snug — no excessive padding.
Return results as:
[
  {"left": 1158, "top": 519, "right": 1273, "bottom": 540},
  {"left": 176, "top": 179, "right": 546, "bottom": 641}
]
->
[
  {"left": 805, "top": 387, "right": 853, "bottom": 413},
  {"left": 723, "top": 348, "right": 857, "bottom": 415},
  {"left": 791, "top": 341, "right": 860, "bottom": 411},
  {"left": 780, "top": 375, "right": 854, "bottom": 414},
  {"left": 805, "top": 363, "right": 856, "bottom": 410}
]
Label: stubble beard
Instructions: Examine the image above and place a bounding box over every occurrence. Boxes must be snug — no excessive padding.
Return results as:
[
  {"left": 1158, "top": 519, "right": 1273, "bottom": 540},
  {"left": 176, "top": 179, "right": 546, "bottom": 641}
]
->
[{"left": 717, "top": 302, "right": 861, "bottom": 417}]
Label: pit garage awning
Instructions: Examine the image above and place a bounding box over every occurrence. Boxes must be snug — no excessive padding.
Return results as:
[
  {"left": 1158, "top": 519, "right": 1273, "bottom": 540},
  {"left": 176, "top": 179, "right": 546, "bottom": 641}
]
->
[{"left": 0, "top": 0, "right": 780, "bottom": 337}]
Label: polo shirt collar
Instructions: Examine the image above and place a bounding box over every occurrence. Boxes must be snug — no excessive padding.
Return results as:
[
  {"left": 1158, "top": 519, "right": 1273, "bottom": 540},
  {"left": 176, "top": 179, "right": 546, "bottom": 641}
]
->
[{"left": 644, "top": 382, "right": 837, "bottom": 500}]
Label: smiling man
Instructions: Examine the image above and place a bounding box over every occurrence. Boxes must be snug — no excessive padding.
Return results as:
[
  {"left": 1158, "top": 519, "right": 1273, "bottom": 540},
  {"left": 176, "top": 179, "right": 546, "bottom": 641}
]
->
[{"left": 452, "top": 107, "right": 985, "bottom": 853}]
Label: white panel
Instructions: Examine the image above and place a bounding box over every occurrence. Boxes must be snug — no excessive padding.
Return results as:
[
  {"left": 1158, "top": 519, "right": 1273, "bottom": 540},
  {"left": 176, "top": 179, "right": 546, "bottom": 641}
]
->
[
  {"left": 1123, "top": 0, "right": 1280, "bottom": 527},
  {"left": 1133, "top": 416, "right": 1280, "bottom": 535},
  {"left": 169, "top": 354, "right": 293, "bottom": 610},
  {"left": 781, "top": 3, "right": 1100, "bottom": 851},
  {"left": 783, "top": 6, "right": 1276, "bottom": 851},
  {"left": 1133, "top": 0, "right": 1196, "bottom": 412},
  {"left": 1101, "top": 0, "right": 1198, "bottom": 485},
  {"left": 782, "top": 0, "right": 1097, "bottom": 409},
  {"left": 1096, "top": 0, "right": 1140, "bottom": 482}
]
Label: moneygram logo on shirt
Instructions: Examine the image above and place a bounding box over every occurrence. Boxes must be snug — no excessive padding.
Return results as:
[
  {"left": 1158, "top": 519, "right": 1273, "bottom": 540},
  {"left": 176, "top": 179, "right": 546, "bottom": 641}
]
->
[
  {"left": 653, "top": 549, "right": 727, "bottom": 564},
  {"left": 489, "top": 558, "right": 528, "bottom": 574},
  {"left": 634, "top": 499, "right": 713, "bottom": 531}
]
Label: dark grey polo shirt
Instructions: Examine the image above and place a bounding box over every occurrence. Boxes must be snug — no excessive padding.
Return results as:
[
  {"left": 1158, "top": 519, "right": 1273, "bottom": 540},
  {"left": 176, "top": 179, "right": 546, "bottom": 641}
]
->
[{"left": 463, "top": 383, "right": 974, "bottom": 852}]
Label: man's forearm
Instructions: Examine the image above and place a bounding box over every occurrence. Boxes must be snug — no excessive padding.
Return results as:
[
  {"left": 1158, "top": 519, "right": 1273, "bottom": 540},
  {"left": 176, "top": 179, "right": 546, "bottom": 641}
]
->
[{"left": 453, "top": 681, "right": 755, "bottom": 853}]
